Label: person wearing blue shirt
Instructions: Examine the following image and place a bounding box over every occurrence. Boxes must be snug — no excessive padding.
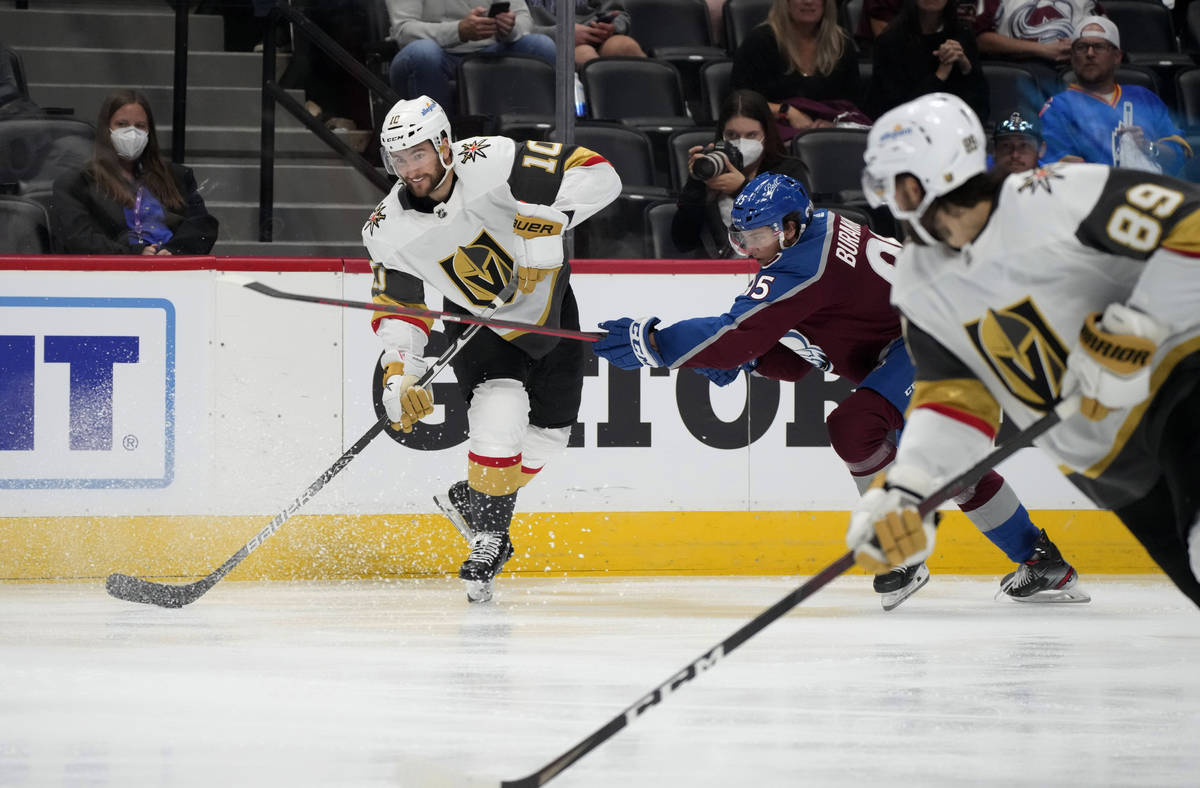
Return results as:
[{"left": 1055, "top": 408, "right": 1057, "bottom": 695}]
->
[{"left": 1038, "top": 16, "right": 1191, "bottom": 175}]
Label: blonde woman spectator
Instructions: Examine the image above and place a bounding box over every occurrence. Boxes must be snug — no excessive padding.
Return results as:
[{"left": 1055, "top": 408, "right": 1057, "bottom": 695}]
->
[{"left": 730, "top": 0, "right": 863, "bottom": 130}]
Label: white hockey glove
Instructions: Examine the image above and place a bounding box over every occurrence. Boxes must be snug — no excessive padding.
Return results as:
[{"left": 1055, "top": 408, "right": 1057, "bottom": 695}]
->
[
  {"left": 513, "top": 203, "right": 568, "bottom": 293},
  {"left": 846, "top": 465, "right": 938, "bottom": 574},
  {"left": 1062, "top": 303, "right": 1168, "bottom": 421},
  {"left": 380, "top": 350, "right": 433, "bottom": 433}
]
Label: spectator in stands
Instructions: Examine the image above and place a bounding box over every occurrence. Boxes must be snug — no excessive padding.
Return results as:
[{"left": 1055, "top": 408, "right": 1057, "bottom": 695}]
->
[
  {"left": 280, "top": 0, "right": 374, "bottom": 135},
  {"left": 730, "top": 0, "right": 863, "bottom": 134},
  {"left": 867, "top": 0, "right": 988, "bottom": 120},
  {"left": 387, "top": 0, "right": 556, "bottom": 111},
  {"left": 989, "top": 108, "right": 1044, "bottom": 175},
  {"left": 527, "top": 0, "right": 646, "bottom": 64},
  {"left": 0, "top": 41, "right": 41, "bottom": 119},
  {"left": 973, "top": 0, "right": 1099, "bottom": 89},
  {"left": 50, "top": 89, "right": 218, "bottom": 255},
  {"left": 672, "top": 89, "right": 811, "bottom": 257},
  {"left": 1039, "top": 17, "right": 1191, "bottom": 175}
]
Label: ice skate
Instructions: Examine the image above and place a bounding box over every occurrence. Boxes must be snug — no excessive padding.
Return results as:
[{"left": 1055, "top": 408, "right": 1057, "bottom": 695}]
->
[
  {"left": 873, "top": 562, "right": 930, "bottom": 611},
  {"left": 459, "top": 530, "right": 514, "bottom": 604},
  {"left": 433, "top": 480, "right": 476, "bottom": 542},
  {"left": 997, "top": 529, "right": 1090, "bottom": 603}
]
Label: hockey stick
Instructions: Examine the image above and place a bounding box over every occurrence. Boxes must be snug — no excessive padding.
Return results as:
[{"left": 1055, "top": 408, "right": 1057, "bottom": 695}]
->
[
  {"left": 499, "top": 395, "right": 1080, "bottom": 787},
  {"left": 217, "top": 275, "right": 604, "bottom": 343},
  {"left": 105, "top": 276, "right": 520, "bottom": 608}
]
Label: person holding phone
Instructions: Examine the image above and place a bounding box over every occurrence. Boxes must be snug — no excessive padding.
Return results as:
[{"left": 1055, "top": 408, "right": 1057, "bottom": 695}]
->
[
  {"left": 526, "top": 0, "right": 646, "bottom": 65},
  {"left": 387, "top": 0, "right": 556, "bottom": 111}
]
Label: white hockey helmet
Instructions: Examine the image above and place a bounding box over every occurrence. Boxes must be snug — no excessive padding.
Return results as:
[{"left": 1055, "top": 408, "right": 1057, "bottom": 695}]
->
[
  {"left": 379, "top": 95, "right": 453, "bottom": 176},
  {"left": 861, "top": 92, "right": 987, "bottom": 243}
]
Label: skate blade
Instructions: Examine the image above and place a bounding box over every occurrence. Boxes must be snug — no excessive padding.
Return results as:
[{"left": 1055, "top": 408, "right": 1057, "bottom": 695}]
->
[
  {"left": 1002, "top": 586, "right": 1091, "bottom": 604},
  {"left": 433, "top": 493, "right": 475, "bottom": 542},
  {"left": 880, "top": 565, "right": 931, "bottom": 612},
  {"left": 465, "top": 580, "right": 495, "bottom": 604}
]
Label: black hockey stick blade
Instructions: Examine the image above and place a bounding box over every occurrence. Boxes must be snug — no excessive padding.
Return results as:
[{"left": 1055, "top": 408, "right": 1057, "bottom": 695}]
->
[
  {"left": 217, "top": 274, "right": 605, "bottom": 343},
  {"left": 499, "top": 396, "right": 1078, "bottom": 787},
  {"left": 104, "top": 416, "right": 390, "bottom": 608}
]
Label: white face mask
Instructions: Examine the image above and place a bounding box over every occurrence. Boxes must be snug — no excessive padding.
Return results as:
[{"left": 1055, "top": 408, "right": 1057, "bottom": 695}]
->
[
  {"left": 111, "top": 126, "right": 149, "bottom": 160},
  {"left": 729, "top": 137, "right": 764, "bottom": 166}
]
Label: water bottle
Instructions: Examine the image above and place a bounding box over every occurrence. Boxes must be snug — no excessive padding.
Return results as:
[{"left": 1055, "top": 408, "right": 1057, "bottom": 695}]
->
[{"left": 574, "top": 73, "right": 587, "bottom": 118}]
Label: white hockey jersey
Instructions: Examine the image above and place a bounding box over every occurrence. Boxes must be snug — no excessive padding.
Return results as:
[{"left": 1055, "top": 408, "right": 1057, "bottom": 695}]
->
[
  {"left": 891, "top": 163, "right": 1200, "bottom": 508},
  {"left": 362, "top": 135, "right": 620, "bottom": 358}
]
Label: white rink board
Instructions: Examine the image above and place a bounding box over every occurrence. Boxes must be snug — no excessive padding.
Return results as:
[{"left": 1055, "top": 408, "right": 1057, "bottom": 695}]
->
[{"left": 0, "top": 268, "right": 1090, "bottom": 517}]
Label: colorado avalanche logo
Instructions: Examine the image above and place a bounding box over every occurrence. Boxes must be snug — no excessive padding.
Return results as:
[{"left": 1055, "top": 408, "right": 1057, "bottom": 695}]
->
[
  {"left": 1004, "top": 0, "right": 1080, "bottom": 43},
  {"left": 779, "top": 329, "right": 833, "bottom": 372},
  {"left": 363, "top": 202, "right": 386, "bottom": 235},
  {"left": 458, "top": 140, "right": 490, "bottom": 164}
]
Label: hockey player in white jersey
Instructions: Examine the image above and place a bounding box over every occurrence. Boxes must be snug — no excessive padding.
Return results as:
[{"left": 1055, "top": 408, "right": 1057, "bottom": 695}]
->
[
  {"left": 363, "top": 96, "right": 621, "bottom": 602},
  {"left": 849, "top": 92, "right": 1200, "bottom": 608}
]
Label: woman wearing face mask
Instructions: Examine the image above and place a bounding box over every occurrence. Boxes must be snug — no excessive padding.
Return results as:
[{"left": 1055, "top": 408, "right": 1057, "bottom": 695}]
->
[
  {"left": 671, "top": 89, "right": 810, "bottom": 258},
  {"left": 51, "top": 89, "right": 218, "bottom": 255}
]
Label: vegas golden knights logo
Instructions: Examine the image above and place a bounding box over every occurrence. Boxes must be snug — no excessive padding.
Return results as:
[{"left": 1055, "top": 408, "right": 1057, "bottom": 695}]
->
[
  {"left": 966, "top": 298, "right": 1069, "bottom": 412},
  {"left": 438, "top": 229, "right": 516, "bottom": 307}
]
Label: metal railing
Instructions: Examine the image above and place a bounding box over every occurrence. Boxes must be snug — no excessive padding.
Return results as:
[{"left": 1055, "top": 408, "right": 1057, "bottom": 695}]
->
[{"left": 257, "top": 3, "right": 400, "bottom": 242}]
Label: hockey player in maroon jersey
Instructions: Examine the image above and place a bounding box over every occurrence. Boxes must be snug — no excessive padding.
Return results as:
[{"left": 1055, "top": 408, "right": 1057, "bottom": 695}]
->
[{"left": 593, "top": 173, "right": 1087, "bottom": 609}]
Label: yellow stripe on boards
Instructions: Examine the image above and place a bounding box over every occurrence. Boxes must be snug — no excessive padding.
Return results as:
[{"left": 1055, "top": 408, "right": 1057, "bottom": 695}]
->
[{"left": 0, "top": 511, "right": 1158, "bottom": 582}]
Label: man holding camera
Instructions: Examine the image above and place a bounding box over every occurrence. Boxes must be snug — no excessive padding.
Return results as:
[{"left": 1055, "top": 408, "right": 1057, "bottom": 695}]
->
[
  {"left": 387, "top": 0, "right": 557, "bottom": 110},
  {"left": 595, "top": 173, "right": 1085, "bottom": 610}
]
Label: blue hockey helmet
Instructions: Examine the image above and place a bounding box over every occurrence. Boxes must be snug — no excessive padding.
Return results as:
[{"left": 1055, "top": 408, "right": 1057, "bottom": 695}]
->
[{"left": 728, "top": 173, "right": 813, "bottom": 256}]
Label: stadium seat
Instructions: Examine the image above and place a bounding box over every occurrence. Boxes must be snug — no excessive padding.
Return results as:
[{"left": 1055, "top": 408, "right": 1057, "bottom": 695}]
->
[
  {"left": 819, "top": 203, "right": 872, "bottom": 230},
  {"left": 667, "top": 127, "right": 717, "bottom": 191},
  {"left": 619, "top": 0, "right": 726, "bottom": 62},
  {"left": 1187, "top": 1, "right": 1200, "bottom": 53},
  {"left": 723, "top": 0, "right": 772, "bottom": 52},
  {"left": 457, "top": 53, "right": 555, "bottom": 130},
  {"left": 1175, "top": 68, "right": 1200, "bottom": 131},
  {"left": 573, "top": 122, "right": 669, "bottom": 197},
  {"left": 0, "top": 195, "right": 51, "bottom": 254},
  {"left": 790, "top": 128, "right": 869, "bottom": 202},
  {"left": 0, "top": 117, "right": 94, "bottom": 196},
  {"left": 579, "top": 58, "right": 694, "bottom": 134},
  {"left": 645, "top": 200, "right": 699, "bottom": 258},
  {"left": 980, "top": 63, "right": 1045, "bottom": 125},
  {"left": 4, "top": 46, "right": 29, "bottom": 100},
  {"left": 1103, "top": 1, "right": 1177, "bottom": 55},
  {"left": 699, "top": 60, "right": 733, "bottom": 123}
]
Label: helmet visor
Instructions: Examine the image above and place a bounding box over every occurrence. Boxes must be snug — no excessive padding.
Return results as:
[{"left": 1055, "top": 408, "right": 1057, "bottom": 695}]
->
[{"left": 728, "top": 224, "right": 784, "bottom": 257}]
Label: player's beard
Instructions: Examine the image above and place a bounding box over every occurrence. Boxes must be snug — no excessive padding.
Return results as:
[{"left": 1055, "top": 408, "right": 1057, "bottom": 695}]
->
[{"left": 404, "top": 159, "right": 448, "bottom": 199}]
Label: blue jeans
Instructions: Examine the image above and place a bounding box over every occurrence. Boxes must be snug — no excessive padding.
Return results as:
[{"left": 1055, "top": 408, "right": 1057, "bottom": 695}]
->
[{"left": 389, "top": 34, "right": 557, "bottom": 111}]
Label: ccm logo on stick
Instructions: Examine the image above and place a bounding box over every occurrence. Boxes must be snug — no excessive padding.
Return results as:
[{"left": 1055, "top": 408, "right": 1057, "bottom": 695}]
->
[{"left": 0, "top": 297, "right": 176, "bottom": 489}]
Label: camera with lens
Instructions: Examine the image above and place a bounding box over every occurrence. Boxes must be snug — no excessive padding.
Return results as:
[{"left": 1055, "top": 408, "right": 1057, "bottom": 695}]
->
[{"left": 689, "top": 141, "right": 743, "bottom": 181}]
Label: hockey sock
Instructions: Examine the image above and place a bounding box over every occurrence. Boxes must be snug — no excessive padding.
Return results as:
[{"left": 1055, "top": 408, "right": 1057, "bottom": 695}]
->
[
  {"left": 957, "top": 471, "right": 1040, "bottom": 562},
  {"left": 469, "top": 487, "right": 518, "bottom": 534}
]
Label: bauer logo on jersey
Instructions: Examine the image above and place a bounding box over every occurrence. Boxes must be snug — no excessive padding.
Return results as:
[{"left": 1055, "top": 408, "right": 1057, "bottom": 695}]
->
[
  {"left": 0, "top": 296, "right": 175, "bottom": 489},
  {"left": 438, "top": 230, "right": 517, "bottom": 307},
  {"left": 965, "top": 298, "right": 1069, "bottom": 412}
]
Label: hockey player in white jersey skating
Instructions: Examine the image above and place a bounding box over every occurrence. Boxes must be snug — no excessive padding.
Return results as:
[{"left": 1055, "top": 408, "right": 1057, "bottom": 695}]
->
[
  {"left": 362, "top": 96, "right": 621, "bottom": 602},
  {"left": 849, "top": 92, "right": 1200, "bottom": 609}
]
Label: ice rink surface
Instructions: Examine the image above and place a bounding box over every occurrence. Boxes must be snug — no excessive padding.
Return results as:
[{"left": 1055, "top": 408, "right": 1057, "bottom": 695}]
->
[{"left": 1, "top": 574, "right": 1197, "bottom": 788}]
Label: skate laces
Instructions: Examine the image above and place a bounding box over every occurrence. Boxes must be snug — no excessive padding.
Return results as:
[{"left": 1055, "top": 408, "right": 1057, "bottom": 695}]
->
[{"left": 466, "top": 532, "right": 504, "bottom": 564}]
